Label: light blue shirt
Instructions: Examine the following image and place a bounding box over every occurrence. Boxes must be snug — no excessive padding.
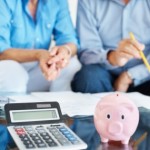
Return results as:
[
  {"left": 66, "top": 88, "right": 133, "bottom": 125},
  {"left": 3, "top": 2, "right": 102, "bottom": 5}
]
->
[
  {"left": 77, "top": 0, "right": 150, "bottom": 86},
  {"left": 0, "top": 0, "right": 78, "bottom": 51}
]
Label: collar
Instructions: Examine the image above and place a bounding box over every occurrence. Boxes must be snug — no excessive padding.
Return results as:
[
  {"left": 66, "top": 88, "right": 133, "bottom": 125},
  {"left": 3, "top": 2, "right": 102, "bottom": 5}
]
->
[
  {"left": 22, "top": 0, "right": 29, "bottom": 4},
  {"left": 22, "top": 0, "right": 48, "bottom": 7},
  {"left": 111, "top": 0, "right": 130, "bottom": 5}
]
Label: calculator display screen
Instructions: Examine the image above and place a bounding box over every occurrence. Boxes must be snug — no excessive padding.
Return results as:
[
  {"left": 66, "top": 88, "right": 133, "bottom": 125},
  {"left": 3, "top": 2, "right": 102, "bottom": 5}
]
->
[{"left": 10, "top": 108, "right": 59, "bottom": 123}]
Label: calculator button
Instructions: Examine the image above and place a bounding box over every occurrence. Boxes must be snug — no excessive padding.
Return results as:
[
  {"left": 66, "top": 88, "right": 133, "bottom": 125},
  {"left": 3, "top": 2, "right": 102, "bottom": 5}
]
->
[
  {"left": 29, "top": 133, "right": 38, "bottom": 137},
  {"left": 21, "top": 137, "right": 30, "bottom": 141},
  {"left": 35, "top": 126, "right": 44, "bottom": 130},
  {"left": 58, "top": 139, "right": 71, "bottom": 146},
  {"left": 37, "top": 130, "right": 46, "bottom": 133},
  {"left": 47, "top": 127, "right": 58, "bottom": 132},
  {"left": 34, "top": 139, "right": 44, "bottom": 144},
  {"left": 17, "top": 131, "right": 26, "bottom": 135},
  {"left": 42, "top": 135, "right": 51, "bottom": 140},
  {"left": 37, "top": 143, "right": 47, "bottom": 148},
  {"left": 68, "top": 137, "right": 77, "bottom": 141},
  {"left": 25, "top": 144, "right": 35, "bottom": 149},
  {"left": 27, "top": 131, "right": 36, "bottom": 134},
  {"left": 45, "top": 138, "right": 53, "bottom": 143},
  {"left": 58, "top": 127, "right": 68, "bottom": 132},
  {"left": 61, "top": 130, "right": 70, "bottom": 134},
  {"left": 54, "top": 134, "right": 64, "bottom": 140},
  {"left": 47, "top": 142, "right": 58, "bottom": 147},
  {"left": 15, "top": 128, "right": 24, "bottom": 131},
  {"left": 15, "top": 128, "right": 26, "bottom": 135},
  {"left": 24, "top": 126, "right": 34, "bottom": 131},
  {"left": 50, "top": 124, "right": 61, "bottom": 127},
  {"left": 23, "top": 140, "right": 33, "bottom": 145},
  {"left": 40, "top": 132, "right": 49, "bottom": 136},
  {"left": 14, "top": 126, "right": 22, "bottom": 129},
  {"left": 51, "top": 131, "right": 61, "bottom": 136},
  {"left": 64, "top": 133, "right": 74, "bottom": 138},
  {"left": 19, "top": 134, "right": 28, "bottom": 139},
  {"left": 31, "top": 136, "right": 41, "bottom": 140},
  {"left": 71, "top": 140, "right": 80, "bottom": 144}
]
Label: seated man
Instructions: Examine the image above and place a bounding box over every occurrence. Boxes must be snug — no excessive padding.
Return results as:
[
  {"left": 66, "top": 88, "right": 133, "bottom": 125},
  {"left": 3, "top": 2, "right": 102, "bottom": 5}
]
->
[
  {"left": 72, "top": 0, "right": 150, "bottom": 95},
  {"left": 0, "top": 0, "right": 78, "bottom": 93}
]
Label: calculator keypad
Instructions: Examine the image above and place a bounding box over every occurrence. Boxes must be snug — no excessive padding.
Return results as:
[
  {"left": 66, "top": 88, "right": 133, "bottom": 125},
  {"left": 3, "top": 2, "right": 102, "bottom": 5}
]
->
[{"left": 14, "top": 124, "right": 81, "bottom": 149}]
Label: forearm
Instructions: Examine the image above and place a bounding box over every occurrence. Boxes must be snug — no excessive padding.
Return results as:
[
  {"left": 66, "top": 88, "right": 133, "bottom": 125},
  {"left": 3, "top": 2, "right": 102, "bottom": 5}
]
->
[
  {"left": 63, "top": 43, "right": 77, "bottom": 57},
  {"left": 0, "top": 48, "right": 46, "bottom": 62},
  {"left": 127, "top": 64, "right": 150, "bottom": 86},
  {"left": 79, "top": 48, "right": 119, "bottom": 69},
  {"left": 107, "top": 50, "right": 118, "bottom": 66}
]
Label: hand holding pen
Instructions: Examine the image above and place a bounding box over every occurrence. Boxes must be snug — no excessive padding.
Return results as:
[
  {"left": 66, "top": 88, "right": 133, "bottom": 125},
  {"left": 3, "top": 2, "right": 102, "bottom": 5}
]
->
[
  {"left": 108, "top": 35, "right": 145, "bottom": 67},
  {"left": 130, "top": 32, "right": 150, "bottom": 72}
]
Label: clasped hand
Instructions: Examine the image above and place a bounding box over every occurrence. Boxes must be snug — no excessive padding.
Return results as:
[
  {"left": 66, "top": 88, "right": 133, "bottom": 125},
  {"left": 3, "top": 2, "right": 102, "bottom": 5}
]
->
[{"left": 39, "top": 45, "right": 71, "bottom": 81}]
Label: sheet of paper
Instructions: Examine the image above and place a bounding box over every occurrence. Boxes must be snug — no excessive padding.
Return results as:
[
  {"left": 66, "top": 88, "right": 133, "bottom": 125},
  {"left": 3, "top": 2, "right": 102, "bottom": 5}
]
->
[
  {"left": 3, "top": 91, "right": 150, "bottom": 117},
  {"left": 8, "top": 94, "right": 42, "bottom": 103},
  {"left": 31, "top": 91, "right": 100, "bottom": 116},
  {"left": 32, "top": 91, "right": 150, "bottom": 117}
]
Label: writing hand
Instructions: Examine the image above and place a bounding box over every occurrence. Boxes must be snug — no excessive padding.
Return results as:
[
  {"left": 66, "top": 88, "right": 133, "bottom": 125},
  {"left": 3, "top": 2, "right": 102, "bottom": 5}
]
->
[{"left": 108, "top": 39, "right": 145, "bottom": 67}]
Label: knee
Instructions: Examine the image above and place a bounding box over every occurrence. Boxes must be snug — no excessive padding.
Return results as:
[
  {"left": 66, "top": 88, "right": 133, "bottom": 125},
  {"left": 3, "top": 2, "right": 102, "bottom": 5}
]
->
[
  {"left": 71, "top": 64, "right": 113, "bottom": 93},
  {"left": 0, "top": 60, "right": 29, "bottom": 92}
]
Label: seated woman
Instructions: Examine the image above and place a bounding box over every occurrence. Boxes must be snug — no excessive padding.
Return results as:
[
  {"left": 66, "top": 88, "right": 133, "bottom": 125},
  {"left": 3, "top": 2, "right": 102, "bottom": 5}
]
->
[
  {"left": 0, "top": 0, "right": 78, "bottom": 148},
  {"left": 72, "top": 0, "right": 150, "bottom": 95},
  {"left": 0, "top": 0, "right": 78, "bottom": 93}
]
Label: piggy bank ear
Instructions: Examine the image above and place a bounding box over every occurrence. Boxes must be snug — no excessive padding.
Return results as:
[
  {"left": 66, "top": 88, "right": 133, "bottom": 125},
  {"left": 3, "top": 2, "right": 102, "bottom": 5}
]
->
[
  {"left": 98, "top": 103, "right": 112, "bottom": 111},
  {"left": 122, "top": 103, "right": 134, "bottom": 112}
]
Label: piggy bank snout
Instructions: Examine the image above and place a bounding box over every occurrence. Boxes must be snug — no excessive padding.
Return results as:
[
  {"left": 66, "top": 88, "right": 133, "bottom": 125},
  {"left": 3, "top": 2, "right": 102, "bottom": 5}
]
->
[{"left": 108, "top": 122, "right": 123, "bottom": 135}]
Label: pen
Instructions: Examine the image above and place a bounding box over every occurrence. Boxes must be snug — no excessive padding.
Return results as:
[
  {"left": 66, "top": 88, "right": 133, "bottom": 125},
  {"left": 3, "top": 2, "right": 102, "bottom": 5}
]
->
[
  {"left": 132, "top": 132, "right": 147, "bottom": 148},
  {"left": 129, "top": 32, "right": 150, "bottom": 72}
]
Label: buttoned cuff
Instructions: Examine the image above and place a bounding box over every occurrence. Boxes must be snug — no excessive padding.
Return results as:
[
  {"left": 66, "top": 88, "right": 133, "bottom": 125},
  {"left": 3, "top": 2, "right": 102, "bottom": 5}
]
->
[
  {"left": 79, "top": 48, "right": 119, "bottom": 70},
  {"left": 127, "top": 65, "right": 150, "bottom": 86}
]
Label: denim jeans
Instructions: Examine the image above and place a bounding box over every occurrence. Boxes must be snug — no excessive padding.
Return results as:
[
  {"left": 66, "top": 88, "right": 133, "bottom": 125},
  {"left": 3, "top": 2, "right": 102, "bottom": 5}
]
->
[
  {"left": 0, "top": 125, "right": 15, "bottom": 150},
  {"left": 71, "top": 64, "right": 150, "bottom": 95},
  {"left": 71, "top": 64, "right": 114, "bottom": 93}
]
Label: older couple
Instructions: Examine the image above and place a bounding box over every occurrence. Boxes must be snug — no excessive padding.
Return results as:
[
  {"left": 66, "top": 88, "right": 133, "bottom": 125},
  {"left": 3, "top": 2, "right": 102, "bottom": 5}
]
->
[
  {"left": 0, "top": 0, "right": 150, "bottom": 148},
  {"left": 0, "top": 0, "right": 150, "bottom": 94}
]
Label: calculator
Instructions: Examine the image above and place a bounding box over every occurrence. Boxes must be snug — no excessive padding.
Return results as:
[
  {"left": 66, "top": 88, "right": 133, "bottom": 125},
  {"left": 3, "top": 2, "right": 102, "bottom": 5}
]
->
[{"left": 5, "top": 102, "right": 87, "bottom": 150}]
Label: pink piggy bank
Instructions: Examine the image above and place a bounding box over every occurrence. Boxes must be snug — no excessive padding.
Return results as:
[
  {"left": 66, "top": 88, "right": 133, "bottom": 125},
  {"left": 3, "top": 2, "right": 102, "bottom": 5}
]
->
[{"left": 94, "top": 93, "right": 139, "bottom": 145}]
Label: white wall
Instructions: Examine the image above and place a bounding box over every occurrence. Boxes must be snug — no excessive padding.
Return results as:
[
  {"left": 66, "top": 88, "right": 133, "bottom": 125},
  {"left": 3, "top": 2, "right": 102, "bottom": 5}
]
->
[{"left": 68, "top": 0, "right": 78, "bottom": 26}]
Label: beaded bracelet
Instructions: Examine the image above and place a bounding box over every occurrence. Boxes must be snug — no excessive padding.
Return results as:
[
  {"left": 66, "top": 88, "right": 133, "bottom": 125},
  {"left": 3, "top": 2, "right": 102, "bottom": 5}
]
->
[{"left": 63, "top": 45, "right": 72, "bottom": 57}]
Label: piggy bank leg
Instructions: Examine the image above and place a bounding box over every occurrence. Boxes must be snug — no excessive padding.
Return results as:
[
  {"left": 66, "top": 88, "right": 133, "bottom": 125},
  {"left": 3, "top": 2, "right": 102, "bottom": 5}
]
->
[
  {"left": 121, "top": 139, "right": 130, "bottom": 145},
  {"left": 101, "top": 136, "right": 109, "bottom": 143}
]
